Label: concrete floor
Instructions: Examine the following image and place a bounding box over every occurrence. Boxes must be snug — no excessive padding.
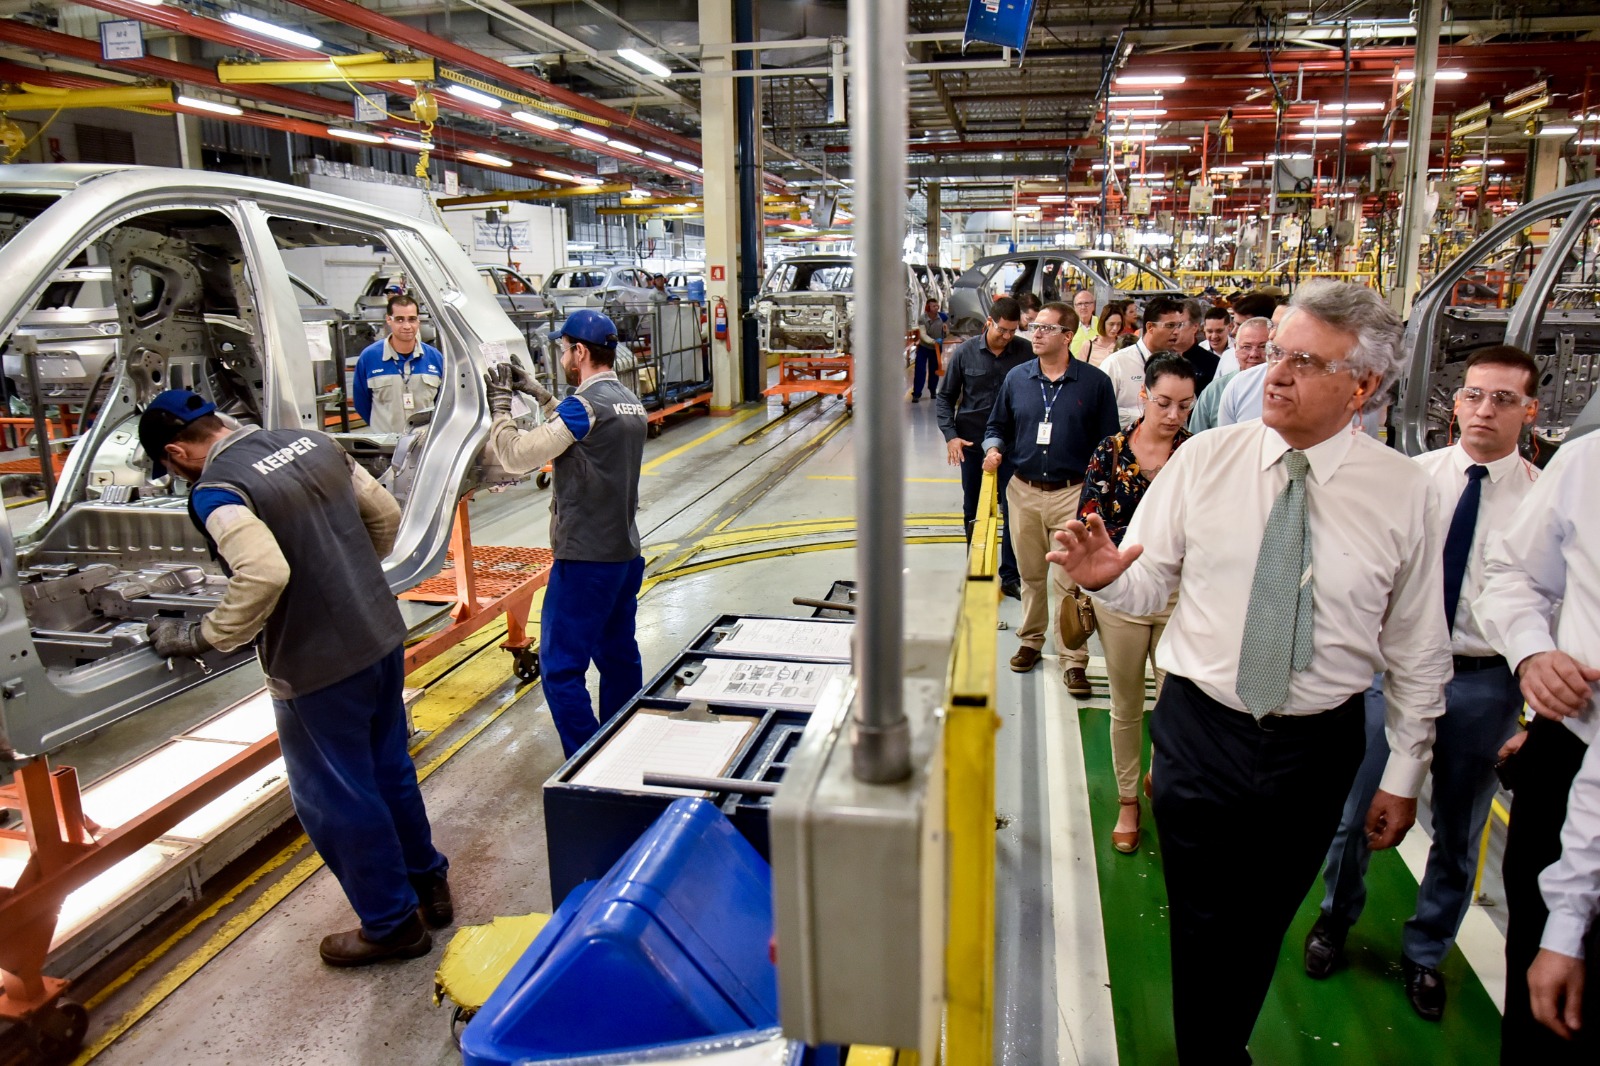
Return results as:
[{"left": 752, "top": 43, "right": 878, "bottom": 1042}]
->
[{"left": 11, "top": 389, "right": 1514, "bottom": 1064}]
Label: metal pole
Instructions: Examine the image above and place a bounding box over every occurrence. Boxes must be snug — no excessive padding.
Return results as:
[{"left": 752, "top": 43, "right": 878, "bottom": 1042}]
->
[
  {"left": 849, "top": 0, "right": 911, "bottom": 785},
  {"left": 1393, "top": 0, "right": 1443, "bottom": 313},
  {"left": 22, "top": 349, "right": 55, "bottom": 500},
  {"left": 734, "top": 0, "right": 763, "bottom": 402}
]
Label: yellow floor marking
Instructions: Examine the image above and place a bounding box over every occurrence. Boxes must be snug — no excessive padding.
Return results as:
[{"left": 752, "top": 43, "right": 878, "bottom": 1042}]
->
[
  {"left": 806, "top": 474, "right": 961, "bottom": 483},
  {"left": 639, "top": 406, "right": 763, "bottom": 475},
  {"left": 74, "top": 658, "right": 534, "bottom": 1064}
]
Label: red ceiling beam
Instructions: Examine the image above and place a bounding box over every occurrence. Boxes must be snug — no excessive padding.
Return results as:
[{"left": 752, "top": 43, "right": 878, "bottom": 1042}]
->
[
  {"left": 271, "top": 0, "right": 701, "bottom": 159},
  {"left": 823, "top": 138, "right": 1099, "bottom": 155}
]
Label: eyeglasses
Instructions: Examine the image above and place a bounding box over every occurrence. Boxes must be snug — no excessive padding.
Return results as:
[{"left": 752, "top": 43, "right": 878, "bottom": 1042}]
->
[
  {"left": 1264, "top": 341, "right": 1354, "bottom": 377},
  {"left": 1030, "top": 323, "right": 1066, "bottom": 336},
  {"left": 1455, "top": 386, "right": 1532, "bottom": 410},
  {"left": 988, "top": 323, "right": 1019, "bottom": 336}
]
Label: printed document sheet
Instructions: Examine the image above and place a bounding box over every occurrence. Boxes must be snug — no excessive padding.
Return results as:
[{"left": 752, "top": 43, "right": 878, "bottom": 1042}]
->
[{"left": 571, "top": 712, "right": 754, "bottom": 796}]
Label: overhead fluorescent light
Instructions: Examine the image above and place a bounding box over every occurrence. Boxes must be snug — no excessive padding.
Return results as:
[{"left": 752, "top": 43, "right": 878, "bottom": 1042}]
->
[
  {"left": 1301, "top": 117, "right": 1356, "bottom": 127},
  {"left": 1037, "top": 194, "right": 1068, "bottom": 203},
  {"left": 1540, "top": 125, "right": 1579, "bottom": 136},
  {"left": 572, "top": 126, "right": 610, "bottom": 142},
  {"left": 1209, "top": 165, "right": 1249, "bottom": 174},
  {"left": 1146, "top": 144, "right": 1190, "bottom": 152},
  {"left": 1365, "top": 140, "right": 1408, "bottom": 149},
  {"left": 385, "top": 136, "right": 430, "bottom": 151},
  {"left": 644, "top": 150, "right": 673, "bottom": 163},
  {"left": 221, "top": 11, "right": 322, "bottom": 50},
  {"left": 177, "top": 95, "right": 242, "bottom": 116},
  {"left": 1266, "top": 152, "right": 1313, "bottom": 161},
  {"left": 446, "top": 84, "right": 502, "bottom": 109},
  {"left": 674, "top": 160, "right": 701, "bottom": 172},
  {"left": 1115, "top": 74, "right": 1186, "bottom": 87},
  {"left": 1072, "top": 195, "right": 1101, "bottom": 203},
  {"left": 576, "top": 175, "right": 605, "bottom": 185},
  {"left": 1120, "top": 134, "right": 1158, "bottom": 142},
  {"left": 326, "top": 127, "right": 384, "bottom": 143},
  {"left": 1323, "top": 101, "right": 1385, "bottom": 112},
  {"left": 465, "top": 150, "right": 513, "bottom": 167},
  {"left": 608, "top": 139, "right": 643, "bottom": 153},
  {"left": 1108, "top": 93, "right": 1164, "bottom": 104},
  {"left": 1397, "top": 69, "right": 1467, "bottom": 82},
  {"left": 617, "top": 48, "right": 672, "bottom": 79},
  {"left": 538, "top": 169, "right": 581, "bottom": 182},
  {"left": 1287, "top": 131, "right": 1338, "bottom": 139},
  {"left": 512, "top": 110, "right": 563, "bottom": 131},
  {"left": 1089, "top": 163, "right": 1125, "bottom": 170},
  {"left": 1110, "top": 108, "right": 1167, "bottom": 117},
  {"left": 1116, "top": 122, "right": 1162, "bottom": 131},
  {"left": 1460, "top": 157, "right": 1506, "bottom": 167},
  {"left": 1241, "top": 159, "right": 1268, "bottom": 166},
  {"left": 630, "top": 187, "right": 654, "bottom": 196}
]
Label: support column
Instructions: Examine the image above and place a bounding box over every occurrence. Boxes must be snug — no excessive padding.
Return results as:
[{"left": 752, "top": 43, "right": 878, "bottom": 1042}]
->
[
  {"left": 926, "top": 183, "right": 942, "bottom": 267},
  {"left": 162, "top": 37, "right": 204, "bottom": 169},
  {"left": 1527, "top": 135, "right": 1567, "bottom": 202},
  {"left": 735, "top": 0, "right": 764, "bottom": 402},
  {"left": 699, "top": 0, "right": 743, "bottom": 410},
  {"left": 1391, "top": 0, "right": 1442, "bottom": 314}
]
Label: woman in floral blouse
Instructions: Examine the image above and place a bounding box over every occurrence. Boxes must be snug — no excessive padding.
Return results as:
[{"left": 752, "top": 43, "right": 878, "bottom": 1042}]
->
[{"left": 1076, "top": 351, "right": 1197, "bottom": 854}]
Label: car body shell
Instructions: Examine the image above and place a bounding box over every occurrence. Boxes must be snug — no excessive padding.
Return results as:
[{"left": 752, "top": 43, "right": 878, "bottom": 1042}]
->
[{"left": 948, "top": 249, "right": 1184, "bottom": 334}]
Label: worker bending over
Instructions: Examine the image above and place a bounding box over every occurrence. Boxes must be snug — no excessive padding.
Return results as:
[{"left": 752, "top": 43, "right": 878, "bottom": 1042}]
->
[
  {"left": 485, "top": 309, "right": 649, "bottom": 758},
  {"left": 352, "top": 294, "right": 446, "bottom": 433},
  {"left": 139, "top": 389, "right": 451, "bottom": 967}
]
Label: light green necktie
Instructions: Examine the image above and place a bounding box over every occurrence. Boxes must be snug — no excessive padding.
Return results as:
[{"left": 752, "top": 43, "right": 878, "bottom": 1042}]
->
[{"left": 1236, "top": 449, "right": 1315, "bottom": 718}]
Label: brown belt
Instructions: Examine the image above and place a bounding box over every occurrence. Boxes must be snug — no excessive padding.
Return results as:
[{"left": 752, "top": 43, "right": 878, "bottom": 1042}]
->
[{"left": 1013, "top": 473, "right": 1083, "bottom": 492}]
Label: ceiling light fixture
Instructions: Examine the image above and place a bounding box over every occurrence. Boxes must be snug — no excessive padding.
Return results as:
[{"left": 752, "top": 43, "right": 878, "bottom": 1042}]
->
[
  {"left": 221, "top": 12, "right": 322, "bottom": 50},
  {"left": 1540, "top": 125, "right": 1580, "bottom": 136},
  {"left": 1301, "top": 117, "right": 1357, "bottom": 127},
  {"left": 644, "top": 150, "right": 673, "bottom": 163},
  {"left": 1115, "top": 74, "right": 1186, "bottom": 87},
  {"left": 1146, "top": 144, "right": 1190, "bottom": 152},
  {"left": 1108, "top": 93, "right": 1164, "bottom": 104},
  {"left": 1365, "top": 140, "right": 1408, "bottom": 149},
  {"left": 1397, "top": 69, "right": 1467, "bottom": 82},
  {"left": 538, "top": 169, "right": 581, "bottom": 182},
  {"left": 385, "top": 136, "right": 430, "bottom": 151},
  {"left": 512, "top": 110, "right": 563, "bottom": 131},
  {"left": 576, "top": 175, "right": 605, "bottom": 185},
  {"left": 617, "top": 48, "right": 672, "bottom": 78},
  {"left": 177, "top": 95, "right": 243, "bottom": 116},
  {"left": 1110, "top": 108, "right": 1167, "bottom": 117},
  {"left": 326, "top": 127, "right": 384, "bottom": 143},
  {"left": 572, "top": 126, "right": 609, "bottom": 142},
  {"left": 465, "top": 150, "right": 513, "bottom": 167},
  {"left": 446, "top": 84, "right": 502, "bottom": 109},
  {"left": 608, "top": 139, "right": 643, "bottom": 154},
  {"left": 1323, "top": 101, "right": 1386, "bottom": 112},
  {"left": 1460, "top": 157, "right": 1506, "bottom": 167}
]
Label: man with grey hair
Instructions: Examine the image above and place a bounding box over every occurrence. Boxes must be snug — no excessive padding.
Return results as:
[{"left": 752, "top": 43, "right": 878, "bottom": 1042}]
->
[
  {"left": 1046, "top": 278, "right": 1451, "bottom": 1064},
  {"left": 1189, "top": 316, "right": 1270, "bottom": 432}
]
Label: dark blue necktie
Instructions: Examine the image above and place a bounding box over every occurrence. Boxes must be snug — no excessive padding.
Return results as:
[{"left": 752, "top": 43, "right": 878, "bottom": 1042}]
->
[{"left": 1441, "top": 464, "right": 1489, "bottom": 629}]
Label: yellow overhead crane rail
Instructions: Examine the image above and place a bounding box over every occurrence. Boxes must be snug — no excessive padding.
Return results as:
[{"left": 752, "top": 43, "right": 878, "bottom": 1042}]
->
[
  {"left": 216, "top": 53, "right": 437, "bottom": 84},
  {"left": 440, "top": 69, "right": 598, "bottom": 126},
  {"left": 598, "top": 202, "right": 703, "bottom": 216},
  {"left": 437, "top": 184, "right": 632, "bottom": 208},
  {"left": 0, "top": 83, "right": 175, "bottom": 111}
]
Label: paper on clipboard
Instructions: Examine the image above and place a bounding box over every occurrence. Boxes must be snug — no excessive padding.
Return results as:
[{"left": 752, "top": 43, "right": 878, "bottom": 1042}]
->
[
  {"left": 677, "top": 658, "right": 851, "bottom": 710},
  {"left": 713, "top": 618, "right": 854, "bottom": 662},
  {"left": 570, "top": 712, "right": 754, "bottom": 796}
]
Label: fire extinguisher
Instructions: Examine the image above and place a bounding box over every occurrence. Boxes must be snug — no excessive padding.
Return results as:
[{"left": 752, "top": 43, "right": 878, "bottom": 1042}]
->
[{"left": 713, "top": 296, "right": 730, "bottom": 350}]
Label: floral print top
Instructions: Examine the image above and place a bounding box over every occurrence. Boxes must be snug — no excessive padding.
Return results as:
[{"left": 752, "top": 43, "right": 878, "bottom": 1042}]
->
[{"left": 1076, "top": 419, "right": 1193, "bottom": 546}]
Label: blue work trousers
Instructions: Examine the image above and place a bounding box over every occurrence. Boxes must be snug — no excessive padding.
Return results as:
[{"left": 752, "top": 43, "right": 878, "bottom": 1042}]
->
[
  {"left": 1319, "top": 665, "right": 1520, "bottom": 967},
  {"left": 540, "top": 556, "right": 646, "bottom": 759},
  {"left": 958, "top": 444, "right": 1019, "bottom": 586},
  {"left": 911, "top": 345, "right": 940, "bottom": 399},
  {"left": 272, "top": 645, "right": 447, "bottom": 940}
]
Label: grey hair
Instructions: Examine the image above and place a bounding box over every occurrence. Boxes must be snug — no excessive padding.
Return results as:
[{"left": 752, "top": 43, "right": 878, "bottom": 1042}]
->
[
  {"left": 1284, "top": 279, "right": 1404, "bottom": 412},
  {"left": 1182, "top": 297, "right": 1205, "bottom": 325},
  {"left": 1237, "top": 315, "right": 1272, "bottom": 335}
]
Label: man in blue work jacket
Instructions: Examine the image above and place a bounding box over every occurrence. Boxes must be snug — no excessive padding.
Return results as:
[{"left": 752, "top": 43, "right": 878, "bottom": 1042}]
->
[
  {"left": 352, "top": 294, "right": 446, "bottom": 433},
  {"left": 484, "top": 309, "right": 649, "bottom": 758},
  {"left": 138, "top": 389, "right": 451, "bottom": 967}
]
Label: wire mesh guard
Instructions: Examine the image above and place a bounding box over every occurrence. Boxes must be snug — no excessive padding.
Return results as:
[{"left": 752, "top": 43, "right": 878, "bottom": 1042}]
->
[{"left": 401, "top": 545, "right": 555, "bottom": 603}]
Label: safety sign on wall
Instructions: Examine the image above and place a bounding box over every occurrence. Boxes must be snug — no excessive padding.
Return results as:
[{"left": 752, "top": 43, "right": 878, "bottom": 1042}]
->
[
  {"left": 99, "top": 20, "right": 144, "bottom": 61},
  {"left": 355, "top": 93, "right": 388, "bottom": 124},
  {"left": 475, "top": 220, "right": 533, "bottom": 252}
]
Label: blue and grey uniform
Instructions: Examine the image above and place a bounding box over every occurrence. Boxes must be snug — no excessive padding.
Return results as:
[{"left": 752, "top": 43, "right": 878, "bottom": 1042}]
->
[
  {"left": 352, "top": 339, "right": 445, "bottom": 434},
  {"left": 489, "top": 371, "right": 649, "bottom": 756},
  {"left": 188, "top": 426, "right": 447, "bottom": 939}
]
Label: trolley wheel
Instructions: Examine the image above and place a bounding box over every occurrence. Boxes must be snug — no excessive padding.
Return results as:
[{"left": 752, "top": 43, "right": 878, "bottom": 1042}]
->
[
  {"left": 30, "top": 999, "right": 88, "bottom": 1062},
  {"left": 647, "top": 422, "right": 662, "bottom": 439},
  {"left": 511, "top": 647, "right": 541, "bottom": 683},
  {"left": 534, "top": 471, "right": 551, "bottom": 490}
]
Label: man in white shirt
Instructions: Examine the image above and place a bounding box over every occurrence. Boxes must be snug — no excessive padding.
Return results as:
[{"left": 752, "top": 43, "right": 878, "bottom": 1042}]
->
[
  {"left": 1098, "top": 294, "right": 1185, "bottom": 428},
  {"left": 1528, "top": 735, "right": 1600, "bottom": 1050},
  {"left": 1048, "top": 280, "right": 1450, "bottom": 1065},
  {"left": 1203, "top": 306, "right": 1236, "bottom": 374},
  {"left": 1475, "top": 426, "right": 1600, "bottom": 1062},
  {"left": 1306, "top": 346, "right": 1541, "bottom": 1023}
]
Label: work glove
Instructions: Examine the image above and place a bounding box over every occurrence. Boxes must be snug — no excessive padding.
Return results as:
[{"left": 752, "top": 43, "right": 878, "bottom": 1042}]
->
[
  {"left": 149, "top": 618, "right": 212, "bottom": 659},
  {"left": 504, "top": 360, "right": 553, "bottom": 406},
  {"left": 485, "top": 364, "right": 515, "bottom": 419}
]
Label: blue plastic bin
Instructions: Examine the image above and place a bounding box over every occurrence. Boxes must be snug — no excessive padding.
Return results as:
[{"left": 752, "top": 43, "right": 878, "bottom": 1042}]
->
[
  {"left": 687, "top": 279, "right": 707, "bottom": 303},
  {"left": 460, "top": 799, "right": 780, "bottom": 1066}
]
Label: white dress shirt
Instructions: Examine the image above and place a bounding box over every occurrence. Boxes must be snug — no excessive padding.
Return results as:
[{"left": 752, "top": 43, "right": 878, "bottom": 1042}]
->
[
  {"left": 1415, "top": 444, "right": 1539, "bottom": 657},
  {"left": 1213, "top": 346, "right": 1240, "bottom": 377},
  {"left": 1540, "top": 736, "right": 1600, "bottom": 957},
  {"left": 1098, "top": 339, "right": 1156, "bottom": 429},
  {"left": 1092, "top": 421, "right": 1451, "bottom": 797},
  {"left": 1474, "top": 431, "right": 1600, "bottom": 746}
]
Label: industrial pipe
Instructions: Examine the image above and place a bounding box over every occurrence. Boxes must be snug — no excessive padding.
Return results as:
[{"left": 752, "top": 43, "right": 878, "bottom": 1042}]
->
[{"left": 849, "top": 0, "right": 911, "bottom": 785}]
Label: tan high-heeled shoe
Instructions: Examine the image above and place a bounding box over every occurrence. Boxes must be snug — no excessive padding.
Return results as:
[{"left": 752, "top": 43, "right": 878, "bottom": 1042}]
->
[{"left": 1112, "top": 796, "right": 1141, "bottom": 854}]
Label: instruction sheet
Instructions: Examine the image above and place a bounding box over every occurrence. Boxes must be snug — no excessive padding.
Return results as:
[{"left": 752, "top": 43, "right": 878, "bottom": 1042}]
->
[
  {"left": 571, "top": 712, "right": 754, "bottom": 796},
  {"left": 677, "top": 658, "right": 852, "bottom": 710},
  {"left": 712, "top": 617, "right": 855, "bottom": 662}
]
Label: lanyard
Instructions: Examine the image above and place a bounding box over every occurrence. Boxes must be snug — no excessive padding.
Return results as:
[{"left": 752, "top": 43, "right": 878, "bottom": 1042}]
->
[{"left": 1039, "top": 375, "right": 1067, "bottom": 423}]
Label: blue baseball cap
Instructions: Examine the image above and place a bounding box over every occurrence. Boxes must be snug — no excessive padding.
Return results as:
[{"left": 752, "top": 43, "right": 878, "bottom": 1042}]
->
[
  {"left": 558, "top": 308, "right": 619, "bottom": 348},
  {"left": 138, "top": 390, "right": 217, "bottom": 478}
]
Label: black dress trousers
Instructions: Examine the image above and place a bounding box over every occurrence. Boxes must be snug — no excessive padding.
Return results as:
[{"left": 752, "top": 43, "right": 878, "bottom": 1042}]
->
[{"left": 1151, "top": 675, "right": 1367, "bottom": 1066}]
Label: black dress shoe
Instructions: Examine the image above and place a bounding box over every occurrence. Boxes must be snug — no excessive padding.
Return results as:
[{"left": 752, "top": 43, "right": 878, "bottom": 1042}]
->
[
  {"left": 413, "top": 871, "right": 454, "bottom": 928},
  {"left": 1303, "top": 917, "right": 1346, "bottom": 979},
  {"left": 1402, "top": 957, "right": 1445, "bottom": 1021},
  {"left": 1001, "top": 580, "right": 1022, "bottom": 600},
  {"left": 320, "top": 912, "right": 432, "bottom": 967}
]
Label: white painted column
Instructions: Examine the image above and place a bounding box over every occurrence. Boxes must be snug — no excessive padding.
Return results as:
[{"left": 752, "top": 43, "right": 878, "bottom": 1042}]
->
[{"left": 699, "top": 0, "right": 743, "bottom": 409}]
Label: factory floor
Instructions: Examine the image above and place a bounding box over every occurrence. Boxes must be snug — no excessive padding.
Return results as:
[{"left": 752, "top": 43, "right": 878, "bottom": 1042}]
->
[{"left": 13, "top": 392, "right": 1512, "bottom": 1065}]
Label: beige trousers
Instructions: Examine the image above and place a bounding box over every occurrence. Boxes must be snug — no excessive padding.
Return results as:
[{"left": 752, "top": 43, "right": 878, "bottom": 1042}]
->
[
  {"left": 1098, "top": 594, "right": 1177, "bottom": 798},
  {"left": 1006, "top": 477, "right": 1089, "bottom": 668}
]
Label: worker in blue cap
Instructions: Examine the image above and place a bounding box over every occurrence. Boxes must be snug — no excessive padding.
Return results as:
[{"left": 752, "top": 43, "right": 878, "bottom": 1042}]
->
[
  {"left": 484, "top": 309, "right": 648, "bottom": 758},
  {"left": 137, "top": 389, "right": 452, "bottom": 967}
]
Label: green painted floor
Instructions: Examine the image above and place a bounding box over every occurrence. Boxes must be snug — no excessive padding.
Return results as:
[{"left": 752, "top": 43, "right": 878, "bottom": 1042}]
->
[{"left": 1076, "top": 703, "right": 1504, "bottom": 1063}]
